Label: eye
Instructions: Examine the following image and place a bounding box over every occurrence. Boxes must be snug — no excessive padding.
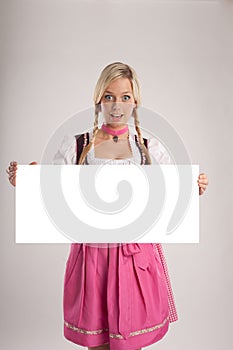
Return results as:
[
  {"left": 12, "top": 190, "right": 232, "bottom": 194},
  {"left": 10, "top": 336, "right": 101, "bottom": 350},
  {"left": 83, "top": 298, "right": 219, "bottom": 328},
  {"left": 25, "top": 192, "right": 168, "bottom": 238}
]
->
[
  {"left": 104, "top": 95, "right": 113, "bottom": 101},
  {"left": 122, "top": 95, "right": 131, "bottom": 101}
]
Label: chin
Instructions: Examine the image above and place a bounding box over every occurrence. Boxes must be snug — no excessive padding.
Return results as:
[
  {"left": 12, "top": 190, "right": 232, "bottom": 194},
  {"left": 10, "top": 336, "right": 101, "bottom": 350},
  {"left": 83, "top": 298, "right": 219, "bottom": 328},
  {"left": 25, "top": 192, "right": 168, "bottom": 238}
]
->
[{"left": 105, "top": 120, "right": 128, "bottom": 128}]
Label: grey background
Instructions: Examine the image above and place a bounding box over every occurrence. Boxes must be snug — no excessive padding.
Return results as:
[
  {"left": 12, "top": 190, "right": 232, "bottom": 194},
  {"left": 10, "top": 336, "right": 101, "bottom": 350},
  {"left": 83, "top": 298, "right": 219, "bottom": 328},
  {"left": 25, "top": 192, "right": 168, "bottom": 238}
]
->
[{"left": 1, "top": 0, "right": 232, "bottom": 349}]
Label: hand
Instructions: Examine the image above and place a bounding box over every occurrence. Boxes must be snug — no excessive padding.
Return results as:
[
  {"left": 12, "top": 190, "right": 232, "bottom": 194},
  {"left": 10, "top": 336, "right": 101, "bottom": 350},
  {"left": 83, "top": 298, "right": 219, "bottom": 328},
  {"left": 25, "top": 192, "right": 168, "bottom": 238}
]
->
[
  {"left": 197, "top": 173, "right": 209, "bottom": 196},
  {"left": 6, "top": 160, "right": 38, "bottom": 187}
]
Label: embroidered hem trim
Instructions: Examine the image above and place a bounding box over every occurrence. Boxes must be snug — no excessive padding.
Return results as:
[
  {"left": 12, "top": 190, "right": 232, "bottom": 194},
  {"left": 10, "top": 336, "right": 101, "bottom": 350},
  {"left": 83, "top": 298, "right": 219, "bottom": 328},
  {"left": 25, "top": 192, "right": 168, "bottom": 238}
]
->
[
  {"left": 64, "top": 315, "right": 169, "bottom": 339},
  {"left": 64, "top": 321, "right": 108, "bottom": 335}
]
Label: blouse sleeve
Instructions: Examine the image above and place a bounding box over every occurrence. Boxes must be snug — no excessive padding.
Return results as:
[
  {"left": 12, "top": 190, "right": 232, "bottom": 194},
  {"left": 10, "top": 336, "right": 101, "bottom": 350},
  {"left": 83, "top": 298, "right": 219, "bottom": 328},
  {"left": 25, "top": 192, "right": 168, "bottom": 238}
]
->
[
  {"left": 52, "top": 135, "right": 77, "bottom": 165},
  {"left": 147, "top": 137, "right": 174, "bottom": 165}
]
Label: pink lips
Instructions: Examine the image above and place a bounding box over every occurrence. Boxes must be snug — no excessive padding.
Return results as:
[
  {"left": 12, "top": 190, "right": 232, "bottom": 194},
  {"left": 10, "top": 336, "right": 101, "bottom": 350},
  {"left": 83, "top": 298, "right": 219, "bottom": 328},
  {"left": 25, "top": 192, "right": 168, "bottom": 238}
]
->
[{"left": 110, "top": 113, "right": 123, "bottom": 121}]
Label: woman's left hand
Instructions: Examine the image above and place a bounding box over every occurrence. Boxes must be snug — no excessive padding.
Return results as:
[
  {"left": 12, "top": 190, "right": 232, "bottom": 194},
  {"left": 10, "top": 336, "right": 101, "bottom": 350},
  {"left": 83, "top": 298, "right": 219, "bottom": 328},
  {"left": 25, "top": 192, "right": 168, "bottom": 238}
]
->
[{"left": 197, "top": 173, "right": 209, "bottom": 196}]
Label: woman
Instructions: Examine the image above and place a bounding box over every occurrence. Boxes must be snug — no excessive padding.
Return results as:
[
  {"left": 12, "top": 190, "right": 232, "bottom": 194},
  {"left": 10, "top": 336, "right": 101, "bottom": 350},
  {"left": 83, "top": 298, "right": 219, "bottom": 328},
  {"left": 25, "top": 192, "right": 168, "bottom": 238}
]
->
[{"left": 7, "top": 62, "right": 209, "bottom": 350}]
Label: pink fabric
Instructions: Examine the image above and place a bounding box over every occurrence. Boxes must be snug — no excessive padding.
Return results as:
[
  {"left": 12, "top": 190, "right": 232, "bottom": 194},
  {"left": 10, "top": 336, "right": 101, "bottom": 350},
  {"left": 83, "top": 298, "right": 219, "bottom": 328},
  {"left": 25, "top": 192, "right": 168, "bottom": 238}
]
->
[
  {"left": 63, "top": 243, "right": 177, "bottom": 350},
  {"left": 152, "top": 243, "right": 178, "bottom": 323}
]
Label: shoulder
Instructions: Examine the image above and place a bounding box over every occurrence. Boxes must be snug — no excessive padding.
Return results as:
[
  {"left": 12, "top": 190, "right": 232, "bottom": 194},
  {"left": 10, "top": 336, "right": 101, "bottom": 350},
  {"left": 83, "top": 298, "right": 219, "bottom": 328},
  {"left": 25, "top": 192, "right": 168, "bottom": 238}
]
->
[
  {"left": 147, "top": 136, "right": 173, "bottom": 164},
  {"left": 52, "top": 134, "right": 77, "bottom": 164},
  {"left": 58, "top": 134, "right": 77, "bottom": 156}
]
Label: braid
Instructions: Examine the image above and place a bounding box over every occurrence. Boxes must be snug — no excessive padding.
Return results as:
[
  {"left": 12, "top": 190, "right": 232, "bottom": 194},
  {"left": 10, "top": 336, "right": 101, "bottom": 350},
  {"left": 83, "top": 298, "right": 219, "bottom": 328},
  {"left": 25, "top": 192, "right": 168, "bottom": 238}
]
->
[
  {"left": 78, "top": 105, "right": 152, "bottom": 165},
  {"left": 133, "top": 108, "right": 152, "bottom": 165},
  {"left": 78, "top": 104, "right": 100, "bottom": 164}
]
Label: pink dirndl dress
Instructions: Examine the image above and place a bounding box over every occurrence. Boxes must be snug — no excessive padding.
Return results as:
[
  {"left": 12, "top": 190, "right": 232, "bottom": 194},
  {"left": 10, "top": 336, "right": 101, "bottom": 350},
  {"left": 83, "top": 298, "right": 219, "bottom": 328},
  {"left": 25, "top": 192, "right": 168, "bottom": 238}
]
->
[
  {"left": 62, "top": 133, "right": 178, "bottom": 350},
  {"left": 64, "top": 243, "right": 178, "bottom": 350}
]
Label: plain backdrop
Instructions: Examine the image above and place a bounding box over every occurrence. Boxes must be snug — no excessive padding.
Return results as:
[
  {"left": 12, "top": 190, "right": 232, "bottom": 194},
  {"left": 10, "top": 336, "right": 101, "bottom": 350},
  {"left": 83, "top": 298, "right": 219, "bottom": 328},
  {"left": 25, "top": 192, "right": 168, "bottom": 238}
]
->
[{"left": 1, "top": 0, "right": 233, "bottom": 349}]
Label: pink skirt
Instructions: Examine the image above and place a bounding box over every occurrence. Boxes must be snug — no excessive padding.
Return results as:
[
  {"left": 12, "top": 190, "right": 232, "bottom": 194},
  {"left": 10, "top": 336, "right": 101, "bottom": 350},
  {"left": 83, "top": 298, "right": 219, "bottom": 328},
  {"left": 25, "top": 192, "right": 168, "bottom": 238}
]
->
[{"left": 63, "top": 243, "right": 178, "bottom": 350}]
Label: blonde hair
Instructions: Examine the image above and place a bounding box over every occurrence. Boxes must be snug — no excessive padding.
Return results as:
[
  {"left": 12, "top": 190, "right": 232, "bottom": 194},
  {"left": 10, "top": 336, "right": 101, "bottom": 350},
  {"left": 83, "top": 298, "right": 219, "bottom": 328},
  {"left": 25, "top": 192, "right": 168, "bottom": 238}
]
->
[{"left": 78, "top": 61, "right": 151, "bottom": 164}]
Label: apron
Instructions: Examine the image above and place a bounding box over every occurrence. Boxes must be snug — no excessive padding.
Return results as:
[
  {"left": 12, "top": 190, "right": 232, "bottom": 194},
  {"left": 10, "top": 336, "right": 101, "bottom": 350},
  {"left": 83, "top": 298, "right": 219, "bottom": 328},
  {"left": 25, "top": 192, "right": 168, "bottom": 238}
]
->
[{"left": 63, "top": 242, "right": 177, "bottom": 350}]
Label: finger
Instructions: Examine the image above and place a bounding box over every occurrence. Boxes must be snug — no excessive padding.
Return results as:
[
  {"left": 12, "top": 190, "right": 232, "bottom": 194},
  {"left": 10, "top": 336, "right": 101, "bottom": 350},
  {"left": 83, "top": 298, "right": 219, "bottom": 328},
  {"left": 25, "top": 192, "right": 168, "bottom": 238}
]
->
[
  {"left": 199, "top": 187, "right": 205, "bottom": 193},
  {"left": 198, "top": 182, "right": 206, "bottom": 187},
  {"left": 198, "top": 180, "right": 208, "bottom": 185},
  {"left": 10, "top": 178, "right": 16, "bottom": 186},
  {"left": 9, "top": 163, "right": 18, "bottom": 170},
  {"left": 9, "top": 175, "right": 16, "bottom": 184},
  {"left": 199, "top": 183, "right": 206, "bottom": 189},
  {"left": 197, "top": 177, "right": 208, "bottom": 184},
  {"left": 197, "top": 181, "right": 206, "bottom": 188},
  {"left": 9, "top": 170, "right": 17, "bottom": 176},
  {"left": 10, "top": 161, "right": 17, "bottom": 166},
  {"left": 9, "top": 165, "right": 17, "bottom": 172},
  {"left": 9, "top": 167, "right": 17, "bottom": 174},
  {"left": 10, "top": 163, "right": 18, "bottom": 168},
  {"left": 199, "top": 187, "right": 205, "bottom": 195},
  {"left": 199, "top": 175, "right": 209, "bottom": 183}
]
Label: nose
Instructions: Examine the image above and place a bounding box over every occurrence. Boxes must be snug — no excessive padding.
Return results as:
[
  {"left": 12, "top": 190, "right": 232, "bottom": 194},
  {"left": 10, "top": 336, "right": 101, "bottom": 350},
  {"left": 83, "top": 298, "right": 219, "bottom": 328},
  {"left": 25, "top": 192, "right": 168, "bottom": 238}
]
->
[{"left": 112, "top": 101, "right": 122, "bottom": 112}]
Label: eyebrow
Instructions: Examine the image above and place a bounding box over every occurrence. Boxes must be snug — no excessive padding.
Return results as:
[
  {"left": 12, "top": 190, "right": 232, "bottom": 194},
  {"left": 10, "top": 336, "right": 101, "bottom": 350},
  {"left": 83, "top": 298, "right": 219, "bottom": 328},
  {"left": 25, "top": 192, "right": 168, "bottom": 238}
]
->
[{"left": 104, "top": 91, "right": 132, "bottom": 94}]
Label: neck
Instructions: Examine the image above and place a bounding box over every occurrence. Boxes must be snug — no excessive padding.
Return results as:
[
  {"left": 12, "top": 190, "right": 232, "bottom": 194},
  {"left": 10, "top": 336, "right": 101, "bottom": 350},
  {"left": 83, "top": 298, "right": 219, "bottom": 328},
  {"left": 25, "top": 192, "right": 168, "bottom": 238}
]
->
[
  {"left": 105, "top": 123, "right": 127, "bottom": 130},
  {"left": 101, "top": 124, "right": 129, "bottom": 142},
  {"left": 101, "top": 123, "right": 129, "bottom": 137}
]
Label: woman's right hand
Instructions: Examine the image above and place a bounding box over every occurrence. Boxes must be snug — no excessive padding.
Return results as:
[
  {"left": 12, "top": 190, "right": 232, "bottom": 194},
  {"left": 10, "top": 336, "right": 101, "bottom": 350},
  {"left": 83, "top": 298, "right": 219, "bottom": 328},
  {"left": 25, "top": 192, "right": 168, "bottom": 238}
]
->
[{"left": 6, "top": 161, "right": 38, "bottom": 187}]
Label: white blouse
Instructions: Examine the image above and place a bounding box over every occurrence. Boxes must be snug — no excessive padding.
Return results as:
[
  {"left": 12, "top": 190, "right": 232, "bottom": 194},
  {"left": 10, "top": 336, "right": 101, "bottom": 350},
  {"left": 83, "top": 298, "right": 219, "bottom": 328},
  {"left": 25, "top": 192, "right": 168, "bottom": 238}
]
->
[{"left": 52, "top": 130, "right": 173, "bottom": 165}]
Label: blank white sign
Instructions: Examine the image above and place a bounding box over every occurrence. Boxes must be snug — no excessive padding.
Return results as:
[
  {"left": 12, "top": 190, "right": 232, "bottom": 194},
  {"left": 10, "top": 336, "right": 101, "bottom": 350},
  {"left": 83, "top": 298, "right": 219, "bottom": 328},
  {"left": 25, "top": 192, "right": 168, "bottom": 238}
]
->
[{"left": 15, "top": 165, "right": 199, "bottom": 243}]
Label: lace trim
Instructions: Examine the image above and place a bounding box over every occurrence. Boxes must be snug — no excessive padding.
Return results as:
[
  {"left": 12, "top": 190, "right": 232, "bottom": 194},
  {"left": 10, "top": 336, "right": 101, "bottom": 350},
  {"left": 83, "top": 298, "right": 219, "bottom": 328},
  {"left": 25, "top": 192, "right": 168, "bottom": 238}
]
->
[
  {"left": 64, "top": 321, "right": 108, "bottom": 335},
  {"left": 64, "top": 315, "right": 169, "bottom": 339},
  {"left": 86, "top": 130, "right": 142, "bottom": 164}
]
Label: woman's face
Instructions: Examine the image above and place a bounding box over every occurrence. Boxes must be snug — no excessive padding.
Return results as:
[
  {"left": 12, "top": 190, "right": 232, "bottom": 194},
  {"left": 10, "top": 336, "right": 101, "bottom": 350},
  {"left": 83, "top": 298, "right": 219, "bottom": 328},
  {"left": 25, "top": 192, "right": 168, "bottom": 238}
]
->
[{"left": 100, "top": 77, "right": 136, "bottom": 129}]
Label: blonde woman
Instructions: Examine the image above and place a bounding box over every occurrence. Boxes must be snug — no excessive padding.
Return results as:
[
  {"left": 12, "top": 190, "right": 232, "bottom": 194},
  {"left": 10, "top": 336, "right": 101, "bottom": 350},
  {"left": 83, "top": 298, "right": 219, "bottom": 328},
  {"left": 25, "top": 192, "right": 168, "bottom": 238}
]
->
[{"left": 7, "top": 62, "right": 209, "bottom": 350}]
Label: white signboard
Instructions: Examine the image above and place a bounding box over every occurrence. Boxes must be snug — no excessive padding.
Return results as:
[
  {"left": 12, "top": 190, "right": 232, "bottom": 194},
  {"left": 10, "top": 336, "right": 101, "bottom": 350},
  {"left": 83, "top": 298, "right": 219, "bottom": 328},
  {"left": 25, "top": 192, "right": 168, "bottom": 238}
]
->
[{"left": 16, "top": 165, "right": 199, "bottom": 243}]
